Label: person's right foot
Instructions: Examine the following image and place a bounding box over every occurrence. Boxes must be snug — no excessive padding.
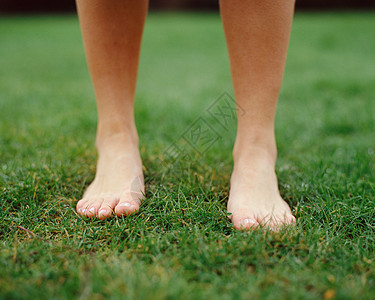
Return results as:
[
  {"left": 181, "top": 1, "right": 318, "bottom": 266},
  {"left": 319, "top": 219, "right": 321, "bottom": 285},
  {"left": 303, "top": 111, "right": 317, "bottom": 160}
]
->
[{"left": 76, "top": 133, "right": 144, "bottom": 220}]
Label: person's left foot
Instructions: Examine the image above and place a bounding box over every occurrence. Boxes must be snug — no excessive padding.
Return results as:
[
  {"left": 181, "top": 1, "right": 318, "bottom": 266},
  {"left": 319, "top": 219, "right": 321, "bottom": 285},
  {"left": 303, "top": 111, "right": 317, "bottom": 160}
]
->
[{"left": 227, "top": 145, "right": 295, "bottom": 231}]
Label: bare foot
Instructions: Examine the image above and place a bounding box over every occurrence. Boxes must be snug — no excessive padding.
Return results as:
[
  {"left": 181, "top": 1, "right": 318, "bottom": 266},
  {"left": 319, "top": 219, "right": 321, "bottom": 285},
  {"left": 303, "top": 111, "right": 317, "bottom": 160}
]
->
[
  {"left": 228, "top": 145, "right": 295, "bottom": 231},
  {"left": 76, "top": 133, "right": 144, "bottom": 220}
]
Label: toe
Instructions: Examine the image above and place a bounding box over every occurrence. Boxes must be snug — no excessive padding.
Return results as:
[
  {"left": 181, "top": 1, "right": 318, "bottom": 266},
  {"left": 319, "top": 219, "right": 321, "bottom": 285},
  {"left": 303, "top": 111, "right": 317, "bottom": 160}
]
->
[
  {"left": 267, "top": 214, "right": 296, "bottom": 231},
  {"left": 76, "top": 199, "right": 88, "bottom": 216},
  {"left": 78, "top": 202, "right": 94, "bottom": 217},
  {"left": 80, "top": 198, "right": 103, "bottom": 218},
  {"left": 232, "top": 214, "right": 259, "bottom": 231},
  {"left": 240, "top": 218, "right": 259, "bottom": 231},
  {"left": 289, "top": 215, "right": 296, "bottom": 225},
  {"left": 267, "top": 218, "right": 282, "bottom": 232},
  {"left": 97, "top": 208, "right": 111, "bottom": 220},
  {"left": 97, "top": 196, "right": 120, "bottom": 220},
  {"left": 282, "top": 215, "right": 296, "bottom": 227},
  {"left": 85, "top": 203, "right": 102, "bottom": 218},
  {"left": 278, "top": 213, "right": 296, "bottom": 227},
  {"left": 115, "top": 193, "right": 141, "bottom": 216},
  {"left": 115, "top": 202, "right": 137, "bottom": 216}
]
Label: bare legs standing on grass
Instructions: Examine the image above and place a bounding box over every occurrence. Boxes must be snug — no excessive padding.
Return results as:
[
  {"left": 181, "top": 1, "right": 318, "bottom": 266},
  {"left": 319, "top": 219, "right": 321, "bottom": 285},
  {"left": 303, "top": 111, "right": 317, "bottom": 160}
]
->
[
  {"left": 220, "top": 0, "right": 296, "bottom": 229},
  {"left": 75, "top": 0, "right": 148, "bottom": 219},
  {"left": 75, "top": 0, "right": 296, "bottom": 230}
]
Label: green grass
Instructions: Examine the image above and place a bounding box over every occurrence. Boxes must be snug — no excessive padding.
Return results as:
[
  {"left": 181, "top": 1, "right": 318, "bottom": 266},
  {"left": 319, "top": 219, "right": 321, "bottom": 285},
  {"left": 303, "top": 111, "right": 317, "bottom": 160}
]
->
[{"left": 0, "top": 11, "right": 374, "bottom": 299}]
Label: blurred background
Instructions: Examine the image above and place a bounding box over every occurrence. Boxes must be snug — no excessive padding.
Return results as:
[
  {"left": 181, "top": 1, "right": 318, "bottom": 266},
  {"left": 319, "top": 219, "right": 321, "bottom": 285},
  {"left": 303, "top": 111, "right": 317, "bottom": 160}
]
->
[{"left": 0, "top": 0, "right": 375, "bottom": 14}]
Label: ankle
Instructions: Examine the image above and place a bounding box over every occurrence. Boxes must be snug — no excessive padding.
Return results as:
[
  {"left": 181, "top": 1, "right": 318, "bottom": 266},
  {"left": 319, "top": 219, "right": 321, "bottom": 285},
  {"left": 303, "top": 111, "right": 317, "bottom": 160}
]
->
[
  {"left": 96, "top": 126, "right": 139, "bottom": 154},
  {"left": 232, "top": 131, "right": 277, "bottom": 166}
]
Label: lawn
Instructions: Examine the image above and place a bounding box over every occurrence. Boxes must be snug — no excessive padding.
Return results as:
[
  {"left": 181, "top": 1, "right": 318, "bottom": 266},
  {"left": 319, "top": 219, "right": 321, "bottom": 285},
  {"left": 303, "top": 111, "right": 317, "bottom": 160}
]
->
[{"left": 0, "top": 11, "right": 374, "bottom": 299}]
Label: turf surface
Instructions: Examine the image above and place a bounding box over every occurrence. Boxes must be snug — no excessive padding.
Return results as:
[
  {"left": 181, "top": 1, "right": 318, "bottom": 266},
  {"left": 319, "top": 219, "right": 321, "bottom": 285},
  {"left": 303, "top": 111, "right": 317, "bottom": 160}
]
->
[{"left": 0, "top": 12, "right": 374, "bottom": 299}]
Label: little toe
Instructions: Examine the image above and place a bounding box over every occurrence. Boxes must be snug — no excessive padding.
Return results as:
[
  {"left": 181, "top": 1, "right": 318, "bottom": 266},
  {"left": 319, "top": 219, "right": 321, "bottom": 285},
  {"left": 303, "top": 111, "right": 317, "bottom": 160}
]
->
[
  {"left": 278, "top": 213, "right": 296, "bottom": 226},
  {"left": 76, "top": 200, "right": 89, "bottom": 216},
  {"left": 79, "top": 198, "right": 103, "bottom": 218},
  {"left": 288, "top": 215, "right": 297, "bottom": 225},
  {"left": 279, "top": 215, "right": 296, "bottom": 228},
  {"left": 80, "top": 203, "right": 93, "bottom": 217}
]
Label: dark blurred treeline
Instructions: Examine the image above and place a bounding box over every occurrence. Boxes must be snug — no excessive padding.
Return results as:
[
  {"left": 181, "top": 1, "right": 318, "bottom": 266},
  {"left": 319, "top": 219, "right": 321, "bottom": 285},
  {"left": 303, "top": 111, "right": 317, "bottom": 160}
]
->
[{"left": 0, "top": 0, "right": 374, "bottom": 14}]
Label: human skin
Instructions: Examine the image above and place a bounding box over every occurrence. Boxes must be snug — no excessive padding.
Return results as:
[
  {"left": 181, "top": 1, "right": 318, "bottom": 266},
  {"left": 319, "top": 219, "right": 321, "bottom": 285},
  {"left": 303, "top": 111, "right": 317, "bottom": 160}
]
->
[
  {"left": 220, "top": 0, "right": 296, "bottom": 229},
  {"left": 75, "top": 0, "right": 296, "bottom": 230},
  {"left": 75, "top": 0, "right": 148, "bottom": 219}
]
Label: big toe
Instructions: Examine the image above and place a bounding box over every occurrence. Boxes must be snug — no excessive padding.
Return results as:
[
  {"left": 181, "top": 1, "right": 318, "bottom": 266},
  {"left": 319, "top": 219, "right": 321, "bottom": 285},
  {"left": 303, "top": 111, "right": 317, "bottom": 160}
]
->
[
  {"left": 115, "top": 193, "right": 141, "bottom": 216},
  {"left": 232, "top": 214, "right": 260, "bottom": 231}
]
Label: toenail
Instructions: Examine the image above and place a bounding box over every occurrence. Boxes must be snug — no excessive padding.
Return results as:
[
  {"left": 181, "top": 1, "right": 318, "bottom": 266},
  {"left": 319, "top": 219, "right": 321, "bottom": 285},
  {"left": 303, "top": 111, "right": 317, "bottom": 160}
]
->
[
  {"left": 118, "top": 202, "right": 131, "bottom": 207},
  {"left": 241, "top": 219, "right": 257, "bottom": 226},
  {"left": 89, "top": 207, "right": 96, "bottom": 214},
  {"left": 99, "top": 209, "right": 107, "bottom": 216},
  {"left": 127, "top": 205, "right": 138, "bottom": 212},
  {"left": 82, "top": 208, "right": 87, "bottom": 213}
]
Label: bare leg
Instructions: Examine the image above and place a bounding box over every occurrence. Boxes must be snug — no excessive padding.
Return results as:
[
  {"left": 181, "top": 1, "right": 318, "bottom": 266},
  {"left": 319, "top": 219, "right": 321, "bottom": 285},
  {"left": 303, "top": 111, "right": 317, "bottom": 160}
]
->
[
  {"left": 220, "top": 0, "right": 296, "bottom": 230},
  {"left": 75, "top": 0, "right": 148, "bottom": 219}
]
